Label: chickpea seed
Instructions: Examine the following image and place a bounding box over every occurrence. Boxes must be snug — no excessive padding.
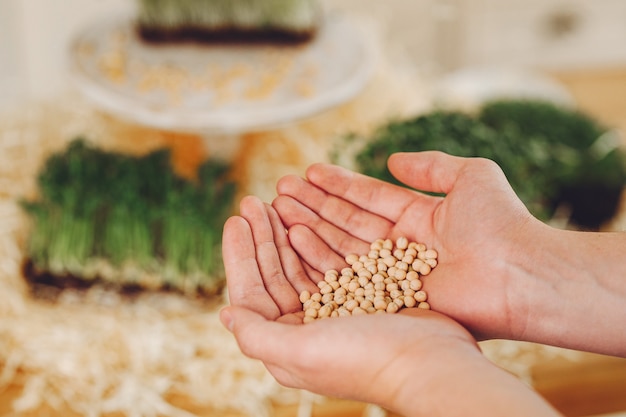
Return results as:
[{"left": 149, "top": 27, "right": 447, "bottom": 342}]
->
[{"left": 300, "top": 237, "right": 439, "bottom": 322}]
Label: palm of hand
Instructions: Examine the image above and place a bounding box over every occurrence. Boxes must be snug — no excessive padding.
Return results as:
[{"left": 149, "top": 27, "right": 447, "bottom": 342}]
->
[{"left": 272, "top": 152, "right": 535, "bottom": 338}]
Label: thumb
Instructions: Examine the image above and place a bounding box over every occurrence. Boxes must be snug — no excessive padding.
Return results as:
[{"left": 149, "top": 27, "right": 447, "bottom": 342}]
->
[{"left": 387, "top": 151, "right": 470, "bottom": 194}]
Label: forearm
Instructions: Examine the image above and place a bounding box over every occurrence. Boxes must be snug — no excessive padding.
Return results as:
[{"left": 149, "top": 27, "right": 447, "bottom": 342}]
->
[
  {"left": 508, "top": 221, "right": 626, "bottom": 356},
  {"left": 392, "top": 349, "right": 561, "bottom": 417}
]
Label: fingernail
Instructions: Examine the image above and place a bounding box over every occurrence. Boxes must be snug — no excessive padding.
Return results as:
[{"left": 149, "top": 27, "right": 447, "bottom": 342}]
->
[{"left": 220, "top": 307, "right": 234, "bottom": 332}]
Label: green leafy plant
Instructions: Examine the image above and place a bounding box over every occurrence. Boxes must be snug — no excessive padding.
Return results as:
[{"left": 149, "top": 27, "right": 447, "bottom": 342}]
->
[
  {"left": 22, "top": 138, "right": 237, "bottom": 295},
  {"left": 337, "top": 99, "right": 626, "bottom": 230}
]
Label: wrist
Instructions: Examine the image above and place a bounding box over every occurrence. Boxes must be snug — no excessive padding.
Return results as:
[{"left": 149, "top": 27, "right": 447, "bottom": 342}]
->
[
  {"left": 506, "top": 223, "right": 626, "bottom": 356},
  {"left": 391, "top": 347, "right": 559, "bottom": 417}
]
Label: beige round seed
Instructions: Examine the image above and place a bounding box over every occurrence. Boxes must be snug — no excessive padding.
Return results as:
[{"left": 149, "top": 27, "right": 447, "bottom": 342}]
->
[
  {"left": 337, "top": 307, "right": 351, "bottom": 317},
  {"left": 374, "top": 298, "right": 388, "bottom": 310},
  {"left": 406, "top": 270, "right": 419, "bottom": 281},
  {"left": 324, "top": 273, "right": 338, "bottom": 283},
  {"left": 334, "top": 294, "right": 347, "bottom": 305},
  {"left": 345, "top": 253, "right": 359, "bottom": 265},
  {"left": 351, "top": 261, "right": 364, "bottom": 273},
  {"left": 352, "top": 306, "right": 367, "bottom": 315},
  {"left": 371, "top": 239, "right": 384, "bottom": 251},
  {"left": 425, "top": 258, "right": 438, "bottom": 268},
  {"left": 396, "top": 236, "right": 409, "bottom": 250},
  {"left": 414, "top": 290, "right": 428, "bottom": 302},
  {"left": 409, "top": 279, "right": 423, "bottom": 291},
  {"left": 393, "top": 249, "right": 405, "bottom": 260},
  {"left": 338, "top": 275, "right": 352, "bottom": 286},
  {"left": 299, "top": 290, "right": 311, "bottom": 304},
  {"left": 301, "top": 237, "right": 438, "bottom": 321},
  {"left": 404, "top": 296, "right": 417, "bottom": 308},
  {"left": 386, "top": 302, "right": 399, "bottom": 314},
  {"left": 344, "top": 299, "right": 359, "bottom": 312},
  {"left": 318, "top": 304, "right": 333, "bottom": 318},
  {"left": 303, "top": 316, "right": 316, "bottom": 324},
  {"left": 394, "top": 269, "right": 407, "bottom": 280},
  {"left": 320, "top": 284, "right": 333, "bottom": 295},
  {"left": 383, "top": 256, "right": 396, "bottom": 267},
  {"left": 418, "top": 263, "right": 432, "bottom": 276}
]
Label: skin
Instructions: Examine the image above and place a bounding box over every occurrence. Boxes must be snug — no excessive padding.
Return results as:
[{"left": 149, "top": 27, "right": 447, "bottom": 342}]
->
[{"left": 220, "top": 151, "right": 626, "bottom": 415}]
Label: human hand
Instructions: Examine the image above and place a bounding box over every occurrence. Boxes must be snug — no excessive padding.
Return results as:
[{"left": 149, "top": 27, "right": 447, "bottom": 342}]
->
[
  {"left": 221, "top": 196, "right": 484, "bottom": 413},
  {"left": 273, "top": 151, "right": 543, "bottom": 340},
  {"left": 221, "top": 190, "right": 562, "bottom": 416}
]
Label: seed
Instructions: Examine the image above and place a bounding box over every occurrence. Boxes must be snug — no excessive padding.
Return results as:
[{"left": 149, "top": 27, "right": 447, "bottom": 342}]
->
[
  {"left": 404, "top": 296, "right": 417, "bottom": 308},
  {"left": 318, "top": 304, "right": 333, "bottom": 318},
  {"left": 324, "top": 273, "right": 338, "bottom": 283},
  {"left": 321, "top": 293, "right": 334, "bottom": 304},
  {"left": 352, "top": 307, "right": 368, "bottom": 315},
  {"left": 300, "top": 237, "right": 439, "bottom": 321},
  {"left": 320, "top": 284, "right": 333, "bottom": 295},
  {"left": 334, "top": 294, "right": 347, "bottom": 305},
  {"left": 371, "top": 239, "right": 384, "bottom": 251},
  {"left": 406, "top": 271, "right": 419, "bottom": 281},
  {"left": 409, "top": 279, "right": 423, "bottom": 291},
  {"left": 396, "top": 236, "right": 409, "bottom": 250},
  {"left": 425, "top": 258, "right": 438, "bottom": 268},
  {"left": 418, "top": 263, "right": 432, "bottom": 276},
  {"left": 383, "top": 256, "right": 396, "bottom": 267},
  {"left": 299, "top": 290, "right": 311, "bottom": 303},
  {"left": 374, "top": 298, "right": 388, "bottom": 310},
  {"left": 344, "top": 299, "right": 359, "bottom": 312},
  {"left": 386, "top": 302, "right": 399, "bottom": 314},
  {"left": 414, "top": 290, "right": 428, "bottom": 302},
  {"left": 345, "top": 254, "right": 359, "bottom": 265},
  {"left": 357, "top": 276, "right": 370, "bottom": 287},
  {"left": 352, "top": 261, "right": 364, "bottom": 272}
]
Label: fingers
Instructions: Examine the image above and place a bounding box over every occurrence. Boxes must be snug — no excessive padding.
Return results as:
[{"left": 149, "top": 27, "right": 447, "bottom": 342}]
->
[
  {"left": 388, "top": 151, "right": 503, "bottom": 194},
  {"left": 273, "top": 193, "right": 375, "bottom": 257},
  {"left": 239, "top": 196, "right": 303, "bottom": 315},
  {"left": 300, "top": 163, "right": 431, "bottom": 224},
  {"left": 287, "top": 224, "right": 350, "bottom": 275},
  {"left": 222, "top": 216, "right": 281, "bottom": 319},
  {"left": 264, "top": 201, "right": 319, "bottom": 296}
]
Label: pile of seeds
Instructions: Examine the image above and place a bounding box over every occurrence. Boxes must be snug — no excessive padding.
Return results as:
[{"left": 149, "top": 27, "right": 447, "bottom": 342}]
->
[{"left": 299, "top": 237, "right": 438, "bottom": 323}]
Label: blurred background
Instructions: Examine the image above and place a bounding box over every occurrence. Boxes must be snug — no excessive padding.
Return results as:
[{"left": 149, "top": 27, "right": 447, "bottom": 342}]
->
[
  {"left": 1, "top": 1, "right": 626, "bottom": 417},
  {"left": 2, "top": 0, "right": 626, "bottom": 106}
]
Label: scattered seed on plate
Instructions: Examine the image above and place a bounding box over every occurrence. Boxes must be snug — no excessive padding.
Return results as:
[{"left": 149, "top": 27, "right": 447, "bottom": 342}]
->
[{"left": 301, "top": 237, "right": 438, "bottom": 323}]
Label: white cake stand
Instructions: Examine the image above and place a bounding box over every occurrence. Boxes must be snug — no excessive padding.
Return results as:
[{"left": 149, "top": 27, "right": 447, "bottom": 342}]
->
[{"left": 69, "top": 12, "right": 375, "bottom": 134}]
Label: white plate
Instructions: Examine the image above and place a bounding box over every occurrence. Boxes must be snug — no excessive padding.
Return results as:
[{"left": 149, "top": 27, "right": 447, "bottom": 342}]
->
[{"left": 69, "top": 12, "right": 374, "bottom": 133}]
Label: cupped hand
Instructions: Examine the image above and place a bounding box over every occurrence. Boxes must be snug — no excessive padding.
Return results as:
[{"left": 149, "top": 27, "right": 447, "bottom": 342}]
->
[
  {"left": 221, "top": 195, "right": 483, "bottom": 414},
  {"left": 273, "top": 151, "right": 543, "bottom": 340}
]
